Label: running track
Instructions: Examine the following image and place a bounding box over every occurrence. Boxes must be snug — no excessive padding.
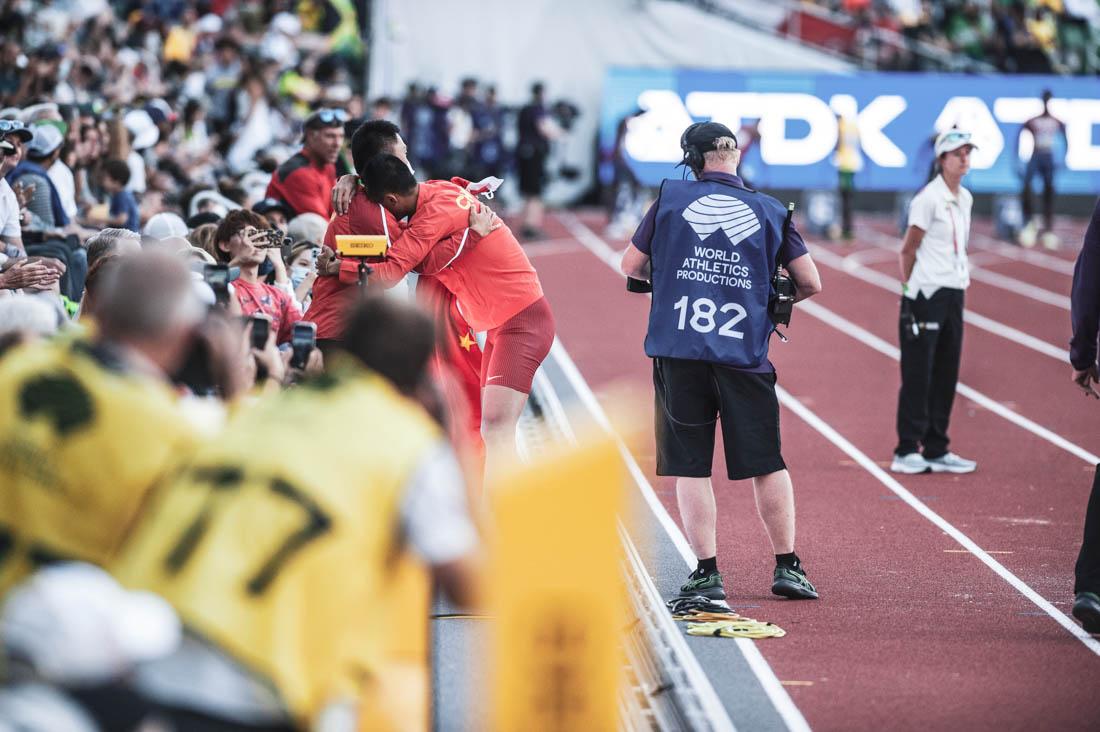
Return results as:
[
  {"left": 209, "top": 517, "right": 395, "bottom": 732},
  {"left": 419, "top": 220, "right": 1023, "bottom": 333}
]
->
[{"left": 525, "top": 210, "right": 1099, "bottom": 731}]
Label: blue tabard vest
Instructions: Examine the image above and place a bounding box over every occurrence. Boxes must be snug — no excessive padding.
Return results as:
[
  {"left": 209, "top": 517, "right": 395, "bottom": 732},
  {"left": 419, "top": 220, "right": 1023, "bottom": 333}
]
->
[{"left": 644, "top": 178, "right": 785, "bottom": 368}]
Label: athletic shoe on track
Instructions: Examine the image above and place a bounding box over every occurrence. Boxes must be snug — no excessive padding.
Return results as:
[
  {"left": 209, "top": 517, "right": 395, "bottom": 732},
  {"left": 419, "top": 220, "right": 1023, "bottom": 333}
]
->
[
  {"left": 925, "top": 452, "right": 977, "bottom": 474},
  {"left": 890, "top": 452, "right": 930, "bottom": 474},
  {"left": 772, "top": 565, "right": 819, "bottom": 600},
  {"left": 678, "top": 570, "right": 726, "bottom": 600},
  {"left": 1073, "top": 592, "right": 1100, "bottom": 633}
]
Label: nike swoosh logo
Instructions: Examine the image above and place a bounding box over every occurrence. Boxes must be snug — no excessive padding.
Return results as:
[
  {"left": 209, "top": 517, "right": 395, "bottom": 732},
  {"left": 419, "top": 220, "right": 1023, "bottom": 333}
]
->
[{"left": 487, "top": 375, "right": 505, "bottom": 382}]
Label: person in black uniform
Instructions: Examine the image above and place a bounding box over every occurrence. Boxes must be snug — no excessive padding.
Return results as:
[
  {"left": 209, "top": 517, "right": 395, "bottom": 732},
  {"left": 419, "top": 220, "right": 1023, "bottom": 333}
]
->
[
  {"left": 1069, "top": 197, "right": 1100, "bottom": 633},
  {"left": 516, "top": 82, "right": 559, "bottom": 240},
  {"left": 621, "top": 121, "right": 823, "bottom": 601}
]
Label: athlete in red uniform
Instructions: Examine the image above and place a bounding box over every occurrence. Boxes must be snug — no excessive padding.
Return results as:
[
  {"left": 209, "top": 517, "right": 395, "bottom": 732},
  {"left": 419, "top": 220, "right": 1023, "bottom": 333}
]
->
[
  {"left": 308, "top": 189, "right": 492, "bottom": 463},
  {"left": 361, "top": 154, "right": 555, "bottom": 477}
]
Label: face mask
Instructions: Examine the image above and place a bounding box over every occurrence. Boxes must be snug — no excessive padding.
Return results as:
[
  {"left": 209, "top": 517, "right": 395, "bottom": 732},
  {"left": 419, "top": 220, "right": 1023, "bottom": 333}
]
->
[
  {"left": 258, "top": 257, "right": 274, "bottom": 277},
  {"left": 290, "top": 265, "right": 310, "bottom": 290}
]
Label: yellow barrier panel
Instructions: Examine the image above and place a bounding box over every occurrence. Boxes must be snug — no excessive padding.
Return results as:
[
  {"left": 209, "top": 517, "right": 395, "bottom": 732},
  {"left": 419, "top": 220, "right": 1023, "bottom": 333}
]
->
[{"left": 489, "top": 430, "right": 625, "bottom": 732}]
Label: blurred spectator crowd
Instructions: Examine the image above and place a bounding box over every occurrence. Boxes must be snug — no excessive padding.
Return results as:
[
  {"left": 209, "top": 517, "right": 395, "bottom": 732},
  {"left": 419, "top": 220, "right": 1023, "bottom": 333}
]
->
[{"left": 806, "top": 0, "right": 1100, "bottom": 73}]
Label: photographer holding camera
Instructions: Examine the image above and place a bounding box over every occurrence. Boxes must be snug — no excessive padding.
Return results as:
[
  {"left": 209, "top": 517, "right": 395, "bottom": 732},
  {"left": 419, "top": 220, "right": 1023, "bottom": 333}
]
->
[
  {"left": 892, "top": 130, "right": 978, "bottom": 476},
  {"left": 213, "top": 209, "right": 302, "bottom": 344},
  {"left": 621, "top": 121, "right": 822, "bottom": 602}
]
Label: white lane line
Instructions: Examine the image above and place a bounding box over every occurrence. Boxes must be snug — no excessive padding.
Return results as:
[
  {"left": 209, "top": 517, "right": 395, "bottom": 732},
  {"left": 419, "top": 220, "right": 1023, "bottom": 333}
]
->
[
  {"left": 798, "top": 300, "right": 1099, "bottom": 465},
  {"left": 550, "top": 338, "right": 694, "bottom": 563},
  {"left": 550, "top": 339, "right": 809, "bottom": 732},
  {"left": 846, "top": 247, "right": 899, "bottom": 266},
  {"left": 559, "top": 211, "right": 1100, "bottom": 659},
  {"left": 860, "top": 228, "right": 1072, "bottom": 310},
  {"left": 522, "top": 239, "right": 588, "bottom": 258},
  {"left": 618, "top": 523, "right": 739, "bottom": 732},
  {"left": 775, "top": 383, "right": 1100, "bottom": 657},
  {"left": 969, "top": 231, "right": 1077, "bottom": 276},
  {"left": 968, "top": 268, "right": 1071, "bottom": 310},
  {"left": 864, "top": 220, "right": 1079, "bottom": 276},
  {"left": 963, "top": 310, "right": 1068, "bottom": 361},
  {"left": 559, "top": 211, "right": 624, "bottom": 270},
  {"left": 532, "top": 369, "right": 576, "bottom": 444},
  {"left": 808, "top": 244, "right": 1070, "bottom": 362}
]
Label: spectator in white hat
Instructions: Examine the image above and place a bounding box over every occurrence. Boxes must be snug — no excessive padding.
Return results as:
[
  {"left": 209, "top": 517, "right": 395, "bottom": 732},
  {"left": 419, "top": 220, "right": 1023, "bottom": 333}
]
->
[
  {"left": 287, "top": 211, "right": 327, "bottom": 246},
  {"left": 0, "top": 138, "right": 24, "bottom": 254},
  {"left": 143, "top": 212, "right": 188, "bottom": 241},
  {"left": 9, "top": 124, "right": 68, "bottom": 232},
  {"left": 123, "top": 109, "right": 158, "bottom": 195}
]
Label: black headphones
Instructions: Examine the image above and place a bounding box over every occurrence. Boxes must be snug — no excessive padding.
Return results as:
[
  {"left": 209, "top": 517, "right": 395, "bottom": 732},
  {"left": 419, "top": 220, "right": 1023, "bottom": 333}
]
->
[{"left": 678, "top": 122, "right": 707, "bottom": 173}]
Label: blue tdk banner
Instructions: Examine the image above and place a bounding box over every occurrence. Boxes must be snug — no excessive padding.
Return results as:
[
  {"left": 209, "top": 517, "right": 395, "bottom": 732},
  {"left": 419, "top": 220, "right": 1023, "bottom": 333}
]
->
[{"left": 599, "top": 68, "right": 1100, "bottom": 194}]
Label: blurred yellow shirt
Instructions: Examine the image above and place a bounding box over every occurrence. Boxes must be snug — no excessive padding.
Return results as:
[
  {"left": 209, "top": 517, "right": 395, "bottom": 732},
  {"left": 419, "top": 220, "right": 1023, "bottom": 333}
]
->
[
  {"left": 113, "top": 367, "right": 442, "bottom": 727},
  {"left": 835, "top": 116, "right": 862, "bottom": 174},
  {"left": 163, "top": 26, "right": 196, "bottom": 63},
  {"left": 0, "top": 338, "right": 200, "bottom": 596}
]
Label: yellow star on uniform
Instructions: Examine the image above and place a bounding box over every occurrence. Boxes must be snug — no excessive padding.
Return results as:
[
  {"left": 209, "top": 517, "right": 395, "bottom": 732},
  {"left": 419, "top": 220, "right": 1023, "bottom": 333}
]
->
[{"left": 459, "top": 332, "right": 475, "bottom": 352}]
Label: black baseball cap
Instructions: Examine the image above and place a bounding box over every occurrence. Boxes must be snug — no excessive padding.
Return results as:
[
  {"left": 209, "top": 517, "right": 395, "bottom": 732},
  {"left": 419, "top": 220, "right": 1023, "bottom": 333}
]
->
[
  {"left": 253, "top": 197, "right": 293, "bottom": 217},
  {"left": 682, "top": 121, "right": 736, "bottom": 153},
  {"left": 186, "top": 211, "right": 223, "bottom": 228}
]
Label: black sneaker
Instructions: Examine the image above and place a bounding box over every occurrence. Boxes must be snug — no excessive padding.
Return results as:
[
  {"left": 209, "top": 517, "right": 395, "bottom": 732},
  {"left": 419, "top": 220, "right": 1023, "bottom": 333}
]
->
[
  {"left": 771, "top": 565, "right": 819, "bottom": 600},
  {"left": 1073, "top": 592, "right": 1100, "bottom": 633},
  {"left": 678, "top": 570, "right": 726, "bottom": 600}
]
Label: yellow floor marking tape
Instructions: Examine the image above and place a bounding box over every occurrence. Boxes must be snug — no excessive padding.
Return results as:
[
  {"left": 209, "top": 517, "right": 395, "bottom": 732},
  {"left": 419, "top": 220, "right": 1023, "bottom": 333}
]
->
[{"left": 685, "top": 620, "right": 786, "bottom": 639}]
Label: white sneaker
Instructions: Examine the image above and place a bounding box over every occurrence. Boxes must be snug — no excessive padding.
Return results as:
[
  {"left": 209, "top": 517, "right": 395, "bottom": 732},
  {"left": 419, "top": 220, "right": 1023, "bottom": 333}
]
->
[
  {"left": 890, "top": 452, "right": 930, "bottom": 474},
  {"left": 925, "top": 452, "right": 977, "bottom": 474}
]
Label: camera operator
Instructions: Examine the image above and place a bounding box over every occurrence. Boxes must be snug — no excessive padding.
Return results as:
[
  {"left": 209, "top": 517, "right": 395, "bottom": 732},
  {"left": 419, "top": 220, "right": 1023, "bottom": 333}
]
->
[
  {"left": 892, "top": 130, "right": 978, "bottom": 475},
  {"left": 620, "top": 121, "right": 822, "bottom": 602},
  {"left": 0, "top": 251, "right": 205, "bottom": 598},
  {"left": 212, "top": 209, "right": 302, "bottom": 344}
]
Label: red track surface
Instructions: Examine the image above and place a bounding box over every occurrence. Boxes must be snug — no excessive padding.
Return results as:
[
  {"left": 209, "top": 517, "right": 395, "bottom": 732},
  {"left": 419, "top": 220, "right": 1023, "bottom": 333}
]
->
[{"left": 527, "top": 210, "right": 1100, "bottom": 731}]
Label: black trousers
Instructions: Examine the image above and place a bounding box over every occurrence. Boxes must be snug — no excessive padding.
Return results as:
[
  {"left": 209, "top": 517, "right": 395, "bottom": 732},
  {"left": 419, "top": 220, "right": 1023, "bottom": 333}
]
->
[
  {"left": 895, "top": 288, "right": 965, "bottom": 459},
  {"left": 1076, "top": 465, "right": 1100, "bottom": 595}
]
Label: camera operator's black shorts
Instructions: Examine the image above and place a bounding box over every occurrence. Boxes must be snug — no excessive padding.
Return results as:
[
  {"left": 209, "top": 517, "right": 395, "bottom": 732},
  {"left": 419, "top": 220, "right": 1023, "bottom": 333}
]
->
[
  {"left": 517, "top": 150, "right": 547, "bottom": 196},
  {"left": 653, "top": 357, "right": 786, "bottom": 481}
]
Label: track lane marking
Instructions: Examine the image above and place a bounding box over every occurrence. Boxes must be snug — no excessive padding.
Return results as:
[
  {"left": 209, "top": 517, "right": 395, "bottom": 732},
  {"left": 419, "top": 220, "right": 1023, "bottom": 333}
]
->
[
  {"left": 808, "top": 244, "right": 1069, "bottom": 361},
  {"left": 775, "top": 383, "right": 1100, "bottom": 657},
  {"left": 862, "top": 217, "right": 1079, "bottom": 276},
  {"left": 797, "top": 299, "right": 1099, "bottom": 465},
  {"left": 859, "top": 228, "right": 1072, "bottom": 310},
  {"left": 969, "top": 231, "right": 1077, "bottom": 276},
  {"left": 557, "top": 210, "right": 1100, "bottom": 659}
]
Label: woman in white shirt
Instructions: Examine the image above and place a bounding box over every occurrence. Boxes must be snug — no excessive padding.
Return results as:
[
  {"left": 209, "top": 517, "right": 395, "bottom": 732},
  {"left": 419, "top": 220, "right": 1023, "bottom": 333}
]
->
[{"left": 891, "top": 130, "right": 978, "bottom": 476}]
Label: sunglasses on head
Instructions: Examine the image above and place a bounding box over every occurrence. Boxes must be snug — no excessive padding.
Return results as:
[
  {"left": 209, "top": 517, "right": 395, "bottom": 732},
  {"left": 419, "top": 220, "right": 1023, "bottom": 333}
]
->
[
  {"left": 311, "top": 109, "right": 348, "bottom": 125},
  {"left": 942, "top": 131, "right": 971, "bottom": 145},
  {"left": 0, "top": 120, "right": 26, "bottom": 133}
]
